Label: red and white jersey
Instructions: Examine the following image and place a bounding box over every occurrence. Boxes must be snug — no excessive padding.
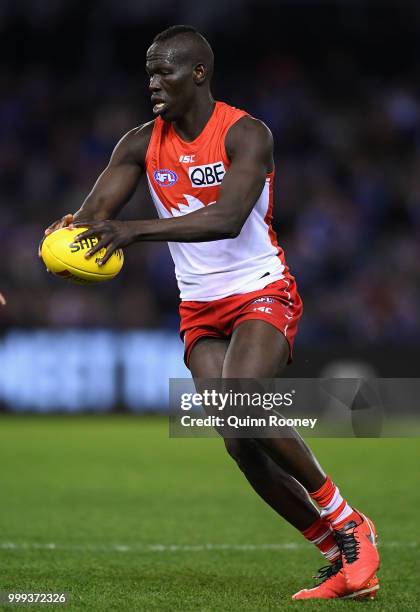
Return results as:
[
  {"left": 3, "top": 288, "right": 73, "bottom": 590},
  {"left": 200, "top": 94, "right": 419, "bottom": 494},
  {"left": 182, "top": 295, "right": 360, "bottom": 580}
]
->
[{"left": 145, "top": 101, "right": 287, "bottom": 301}]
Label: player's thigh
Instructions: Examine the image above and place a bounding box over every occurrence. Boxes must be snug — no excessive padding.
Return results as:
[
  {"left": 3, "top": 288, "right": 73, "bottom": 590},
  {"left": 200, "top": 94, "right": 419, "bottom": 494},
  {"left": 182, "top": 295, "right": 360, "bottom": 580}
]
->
[
  {"left": 189, "top": 336, "right": 229, "bottom": 378},
  {"left": 222, "top": 320, "right": 289, "bottom": 378}
]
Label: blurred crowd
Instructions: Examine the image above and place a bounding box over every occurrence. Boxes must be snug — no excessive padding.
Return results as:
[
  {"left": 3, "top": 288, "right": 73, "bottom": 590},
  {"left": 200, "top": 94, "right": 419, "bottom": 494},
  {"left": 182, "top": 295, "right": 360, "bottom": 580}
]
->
[{"left": 1, "top": 0, "right": 420, "bottom": 347}]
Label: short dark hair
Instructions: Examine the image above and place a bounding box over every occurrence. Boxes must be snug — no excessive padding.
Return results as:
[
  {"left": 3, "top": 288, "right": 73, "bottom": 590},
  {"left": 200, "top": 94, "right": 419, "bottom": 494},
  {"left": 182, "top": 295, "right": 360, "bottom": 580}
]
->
[
  {"left": 151, "top": 25, "right": 214, "bottom": 81},
  {"left": 153, "top": 25, "right": 200, "bottom": 44}
]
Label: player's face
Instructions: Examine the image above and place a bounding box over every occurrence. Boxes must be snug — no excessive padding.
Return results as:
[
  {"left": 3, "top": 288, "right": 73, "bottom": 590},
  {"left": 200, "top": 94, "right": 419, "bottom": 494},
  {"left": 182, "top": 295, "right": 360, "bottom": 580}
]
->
[{"left": 146, "top": 44, "right": 196, "bottom": 121}]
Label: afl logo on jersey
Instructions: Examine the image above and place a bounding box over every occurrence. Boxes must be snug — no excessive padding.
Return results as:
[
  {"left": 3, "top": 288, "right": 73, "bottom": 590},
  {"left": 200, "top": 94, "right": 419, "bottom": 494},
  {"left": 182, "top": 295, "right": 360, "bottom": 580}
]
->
[{"left": 154, "top": 169, "right": 178, "bottom": 187}]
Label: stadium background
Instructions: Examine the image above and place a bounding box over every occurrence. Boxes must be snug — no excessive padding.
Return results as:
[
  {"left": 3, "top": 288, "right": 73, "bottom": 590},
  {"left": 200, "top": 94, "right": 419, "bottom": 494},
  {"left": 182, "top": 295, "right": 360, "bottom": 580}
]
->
[{"left": 1, "top": 2, "right": 419, "bottom": 610}]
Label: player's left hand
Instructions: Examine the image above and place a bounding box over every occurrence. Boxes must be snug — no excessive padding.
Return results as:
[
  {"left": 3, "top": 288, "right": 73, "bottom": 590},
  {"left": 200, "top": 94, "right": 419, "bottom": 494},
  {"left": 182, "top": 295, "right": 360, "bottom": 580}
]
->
[
  {"left": 74, "top": 220, "right": 137, "bottom": 265},
  {"left": 0, "top": 292, "right": 6, "bottom": 306}
]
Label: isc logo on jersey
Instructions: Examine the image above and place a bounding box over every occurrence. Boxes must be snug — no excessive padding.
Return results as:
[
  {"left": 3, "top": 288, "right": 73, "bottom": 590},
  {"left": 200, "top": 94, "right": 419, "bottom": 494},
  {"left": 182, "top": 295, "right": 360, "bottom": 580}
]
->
[
  {"left": 154, "top": 169, "right": 178, "bottom": 187},
  {"left": 189, "top": 162, "right": 225, "bottom": 187}
]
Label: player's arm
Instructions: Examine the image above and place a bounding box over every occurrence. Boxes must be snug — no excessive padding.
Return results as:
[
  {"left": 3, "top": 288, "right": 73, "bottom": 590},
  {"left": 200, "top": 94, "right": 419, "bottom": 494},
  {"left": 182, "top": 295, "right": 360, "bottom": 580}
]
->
[
  {"left": 39, "top": 123, "right": 152, "bottom": 252},
  {"left": 79, "top": 116, "right": 273, "bottom": 264},
  {"left": 72, "top": 123, "right": 152, "bottom": 223}
]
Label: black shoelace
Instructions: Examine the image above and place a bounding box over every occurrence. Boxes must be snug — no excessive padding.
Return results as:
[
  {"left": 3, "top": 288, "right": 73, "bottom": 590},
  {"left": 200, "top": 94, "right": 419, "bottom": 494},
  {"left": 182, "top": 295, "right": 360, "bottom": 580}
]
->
[
  {"left": 335, "top": 523, "right": 360, "bottom": 564},
  {"left": 314, "top": 559, "right": 342, "bottom": 583}
]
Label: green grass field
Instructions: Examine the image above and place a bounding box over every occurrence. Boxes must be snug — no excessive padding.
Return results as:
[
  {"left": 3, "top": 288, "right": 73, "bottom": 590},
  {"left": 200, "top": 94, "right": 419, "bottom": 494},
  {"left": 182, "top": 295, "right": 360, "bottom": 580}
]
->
[{"left": 0, "top": 416, "right": 419, "bottom": 611}]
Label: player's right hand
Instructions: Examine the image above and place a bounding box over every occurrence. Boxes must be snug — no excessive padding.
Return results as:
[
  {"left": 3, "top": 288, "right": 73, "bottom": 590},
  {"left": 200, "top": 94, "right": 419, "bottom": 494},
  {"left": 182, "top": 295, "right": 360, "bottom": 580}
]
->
[
  {"left": 0, "top": 292, "right": 6, "bottom": 306},
  {"left": 38, "top": 214, "right": 74, "bottom": 258}
]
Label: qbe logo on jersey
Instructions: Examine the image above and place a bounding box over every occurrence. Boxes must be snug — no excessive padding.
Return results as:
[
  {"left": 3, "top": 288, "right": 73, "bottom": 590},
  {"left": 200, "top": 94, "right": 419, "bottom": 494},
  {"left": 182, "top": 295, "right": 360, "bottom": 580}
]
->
[
  {"left": 189, "top": 161, "right": 226, "bottom": 188},
  {"left": 154, "top": 169, "right": 178, "bottom": 187}
]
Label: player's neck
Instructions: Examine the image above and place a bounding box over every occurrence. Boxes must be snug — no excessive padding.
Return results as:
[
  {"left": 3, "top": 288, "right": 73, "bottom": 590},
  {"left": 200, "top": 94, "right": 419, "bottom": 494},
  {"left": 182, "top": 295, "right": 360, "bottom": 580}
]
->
[{"left": 172, "top": 94, "right": 215, "bottom": 142}]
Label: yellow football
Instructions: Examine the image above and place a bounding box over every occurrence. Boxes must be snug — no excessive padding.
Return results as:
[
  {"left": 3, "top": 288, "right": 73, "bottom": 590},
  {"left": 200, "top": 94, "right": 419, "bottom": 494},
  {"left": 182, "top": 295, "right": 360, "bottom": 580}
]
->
[{"left": 41, "top": 227, "right": 124, "bottom": 284}]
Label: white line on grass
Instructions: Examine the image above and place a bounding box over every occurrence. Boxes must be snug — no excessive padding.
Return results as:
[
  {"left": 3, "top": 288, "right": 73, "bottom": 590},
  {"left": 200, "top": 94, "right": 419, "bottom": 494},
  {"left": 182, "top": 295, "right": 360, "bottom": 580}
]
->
[{"left": 0, "top": 541, "right": 417, "bottom": 553}]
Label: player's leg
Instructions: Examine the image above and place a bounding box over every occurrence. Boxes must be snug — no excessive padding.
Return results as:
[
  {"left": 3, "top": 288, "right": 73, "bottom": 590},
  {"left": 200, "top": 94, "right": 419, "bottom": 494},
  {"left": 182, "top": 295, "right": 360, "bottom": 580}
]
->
[
  {"left": 188, "top": 337, "right": 228, "bottom": 379},
  {"left": 189, "top": 337, "right": 338, "bottom": 558},
  {"left": 222, "top": 320, "right": 326, "bottom": 490},
  {"left": 223, "top": 320, "right": 379, "bottom": 593}
]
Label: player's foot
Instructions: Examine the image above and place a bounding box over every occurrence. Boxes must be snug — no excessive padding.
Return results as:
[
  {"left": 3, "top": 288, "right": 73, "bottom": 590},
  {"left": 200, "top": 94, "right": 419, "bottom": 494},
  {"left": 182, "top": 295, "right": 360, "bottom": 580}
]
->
[
  {"left": 334, "top": 510, "right": 380, "bottom": 591},
  {"left": 292, "top": 560, "right": 379, "bottom": 600}
]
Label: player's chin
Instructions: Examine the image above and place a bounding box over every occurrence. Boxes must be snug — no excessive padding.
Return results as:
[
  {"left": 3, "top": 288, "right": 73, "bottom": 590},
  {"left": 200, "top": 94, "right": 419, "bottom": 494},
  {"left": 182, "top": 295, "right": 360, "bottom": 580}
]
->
[{"left": 157, "top": 106, "right": 178, "bottom": 122}]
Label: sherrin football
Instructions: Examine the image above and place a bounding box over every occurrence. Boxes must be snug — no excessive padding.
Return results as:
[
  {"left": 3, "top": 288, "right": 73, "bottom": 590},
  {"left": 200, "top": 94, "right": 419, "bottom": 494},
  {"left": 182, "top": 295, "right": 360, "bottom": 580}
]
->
[{"left": 41, "top": 227, "right": 124, "bottom": 284}]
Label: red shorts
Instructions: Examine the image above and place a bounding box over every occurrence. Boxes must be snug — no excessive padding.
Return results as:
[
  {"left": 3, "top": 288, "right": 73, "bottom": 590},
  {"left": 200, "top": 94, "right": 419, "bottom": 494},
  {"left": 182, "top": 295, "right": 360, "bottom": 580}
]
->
[{"left": 179, "top": 277, "right": 303, "bottom": 368}]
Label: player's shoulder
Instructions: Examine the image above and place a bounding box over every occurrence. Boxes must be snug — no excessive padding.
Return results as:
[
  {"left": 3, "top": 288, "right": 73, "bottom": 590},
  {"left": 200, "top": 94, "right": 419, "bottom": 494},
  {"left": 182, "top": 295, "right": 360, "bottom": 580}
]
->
[
  {"left": 122, "top": 120, "right": 155, "bottom": 154},
  {"left": 111, "top": 120, "right": 155, "bottom": 167},
  {"left": 232, "top": 114, "right": 273, "bottom": 139},
  {"left": 225, "top": 113, "right": 273, "bottom": 158}
]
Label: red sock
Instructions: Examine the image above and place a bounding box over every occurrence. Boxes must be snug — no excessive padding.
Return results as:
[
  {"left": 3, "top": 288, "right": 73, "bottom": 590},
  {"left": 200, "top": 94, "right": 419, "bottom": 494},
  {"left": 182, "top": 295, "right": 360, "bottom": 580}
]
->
[
  {"left": 309, "top": 476, "right": 361, "bottom": 531},
  {"left": 301, "top": 516, "right": 340, "bottom": 562}
]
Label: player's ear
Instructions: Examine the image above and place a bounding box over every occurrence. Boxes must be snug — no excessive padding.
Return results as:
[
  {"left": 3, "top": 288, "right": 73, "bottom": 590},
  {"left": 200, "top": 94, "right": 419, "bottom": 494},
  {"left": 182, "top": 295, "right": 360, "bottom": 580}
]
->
[{"left": 193, "top": 63, "right": 206, "bottom": 85}]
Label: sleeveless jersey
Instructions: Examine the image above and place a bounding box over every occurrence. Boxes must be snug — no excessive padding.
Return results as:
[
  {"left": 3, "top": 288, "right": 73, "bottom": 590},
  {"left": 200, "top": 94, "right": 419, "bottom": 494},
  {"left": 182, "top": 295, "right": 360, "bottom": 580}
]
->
[{"left": 145, "top": 101, "right": 287, "bottom": 301}]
